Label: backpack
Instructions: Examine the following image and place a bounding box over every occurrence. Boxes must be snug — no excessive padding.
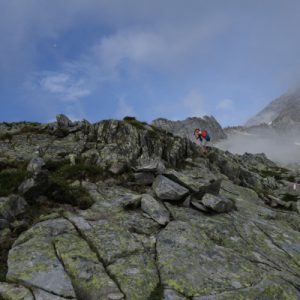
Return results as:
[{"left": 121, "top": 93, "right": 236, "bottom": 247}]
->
[{"left": 202, "top": 130, "right": 211, "bottom": 141}]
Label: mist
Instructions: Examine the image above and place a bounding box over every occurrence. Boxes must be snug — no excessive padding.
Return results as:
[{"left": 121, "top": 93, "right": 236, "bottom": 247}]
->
[{"left": 215, "top": 127, "right": 300, "bottom": 168}]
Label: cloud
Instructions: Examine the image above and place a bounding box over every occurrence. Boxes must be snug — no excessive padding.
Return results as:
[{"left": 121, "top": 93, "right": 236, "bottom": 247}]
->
[
  {"left": 217, "top": 99, "right": 235, "bottom": 111},
  {"left": 39, "top": 72, "right": 91, "bottom": 101}
]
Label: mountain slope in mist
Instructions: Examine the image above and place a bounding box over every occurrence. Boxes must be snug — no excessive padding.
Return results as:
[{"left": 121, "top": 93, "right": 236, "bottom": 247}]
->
[{"left": 246, "top": 89, "right": 300, "bottom": 128}]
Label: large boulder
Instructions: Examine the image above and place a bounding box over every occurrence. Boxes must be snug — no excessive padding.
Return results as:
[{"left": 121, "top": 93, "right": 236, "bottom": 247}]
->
[
  {"left": 201, "top": 193, "right": 235, "bottom": 213},
  {"left": 141, "top": 194, "right": 170, "bottom": 225},
  {"left": 153, "top": 175, "right": 189, "bottom": 201},
  {"left": 56, "top": 114, "right": 72, "bottom": 128}
]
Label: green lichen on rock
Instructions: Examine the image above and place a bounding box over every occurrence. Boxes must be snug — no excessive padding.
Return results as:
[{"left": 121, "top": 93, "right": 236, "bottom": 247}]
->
[
  {"left": 54, "top": 233, "right": 122, "bottom": 300},
  {"left": 0, "top": 282, "right": 34, "bottom": 300},
  {"left": 107, "top": 253, "right": 159, "bottom": 300}
]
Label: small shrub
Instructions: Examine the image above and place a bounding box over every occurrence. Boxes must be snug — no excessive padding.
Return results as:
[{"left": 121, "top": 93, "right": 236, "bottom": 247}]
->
[
  {"left": 0, "top": 133, "right": 13, "bottom": 141},
  {"left": 46, "top": 176, "right": 94, "bottom": 209},
  {"left": 259, "top": 169, "right": 282, "bottom": 180},
  {"left": 287, "top": 175, "right": 296, "bottom": 182},
  {"left": 123, "top": 116, "right": 147, "bottom": 130},
  {"left": 19, "top": 125, "right": 46, "bottom": 135},
  {"left": 53, "top": 163, "right": 104, "bottom": 182},
  {"left": 282, "top": 193, "right": 298, "bottom": 202},
  {"left": 0, "top": 169, "right": 27, "bottom": 197}
]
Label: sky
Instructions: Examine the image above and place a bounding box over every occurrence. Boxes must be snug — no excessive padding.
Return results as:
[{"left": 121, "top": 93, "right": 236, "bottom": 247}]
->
[{"left": 1, "top": 0, "right": 300, "bottom": 126}]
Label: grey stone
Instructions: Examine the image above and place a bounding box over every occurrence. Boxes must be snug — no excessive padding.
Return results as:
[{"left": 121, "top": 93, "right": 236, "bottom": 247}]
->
[
  {"left": 182, "top": 196, "right": 191, "bottom": 208},
  {"left": 201, "top": 193, "right": 234, "bottom": 213},
  {"left": 133, "top": 172, "right": 155, "bottom": 185},
  {"left": 27, "top": 156, "right": 45, "bottom": 174},
  {"left": 121, "top": 194, "right": 142, "bottom": 209},
  {"left": 153, "top": 175, "right": 189, "bottom": 201},
  {"left": 135, "top": 158, "right": 166, "bottom": 174},
  {"left": 141, "top": 194, "right": 170, "bottom": 225},
  {"left": 109, "top": 161, "right": 127, "bottom": 175},
  {"left": 56, "top": 114, "right": 72, "bottom": 128},
  {"left": 0, "top": 195, "right": 28, "bottom": 221},
  {"left": 191, "top": 200, "right": 209, "bottom": 212}
]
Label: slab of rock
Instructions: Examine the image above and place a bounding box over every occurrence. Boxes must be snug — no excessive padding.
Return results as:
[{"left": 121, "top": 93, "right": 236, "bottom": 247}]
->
[
  {"left": 0, "top": 282, "right": 34, "bottom": 300},
  {"left": 163, "top": 288, "right": 188, "bottom": 300},
  {"left": 157, "top": 220, "right": 265, "bottom": 298},
  {"left": 201, "top": 193, "right": 234, "bottom": 213},
  {"left": 163, "top": 169, "right": 219, "bottom": 193},
  {"left": 153, "top": 175, "right": 189, "bottom": 201},
  {"left": 55, "top": 233, "right": 123, "bottom": 300},
  {"left": 7, "top": 219, "right": 76, "bottom": 298},
  {"left": 107, "top": 253, "right": 159, "bottom": 300},
  {"left": 141, "top": 194, "right": 170, "bottom": 225},
  {"left": 66, "top": 216, "right": 144, "bottom": 265}
]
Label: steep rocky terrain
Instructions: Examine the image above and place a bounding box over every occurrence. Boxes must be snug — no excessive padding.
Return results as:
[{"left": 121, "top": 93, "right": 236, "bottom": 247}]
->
[
  {"left": 0, "top": 115, "right": 300, "bottom": 300},
  {"left": 152, "top": 116, "right": 227, "bottom": 143}
]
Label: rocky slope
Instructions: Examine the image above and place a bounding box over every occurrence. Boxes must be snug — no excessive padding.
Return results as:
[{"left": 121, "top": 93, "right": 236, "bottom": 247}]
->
[
  {"left": 0, "top": 115, "right": 300, "bottom": 300},
  {"left": 152, "top": 116, "right": 227, "bottom": 143}
]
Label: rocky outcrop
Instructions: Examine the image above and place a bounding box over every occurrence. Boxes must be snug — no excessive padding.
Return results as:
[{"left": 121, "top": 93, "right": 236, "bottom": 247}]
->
[
  {"left": 0, "top": 116, "right": 300, "bottom": 300},
  {"left": 152, "top": 116, "right": 227, "bottom": 143}
]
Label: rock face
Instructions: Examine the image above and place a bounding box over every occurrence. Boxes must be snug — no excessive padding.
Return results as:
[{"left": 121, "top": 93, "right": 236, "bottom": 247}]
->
[
  {"left": 152, "top": 116, "right": 227, "bottom": 143},
  {"left": 1, "top": 116, "right": 300, "bottom": 300}
]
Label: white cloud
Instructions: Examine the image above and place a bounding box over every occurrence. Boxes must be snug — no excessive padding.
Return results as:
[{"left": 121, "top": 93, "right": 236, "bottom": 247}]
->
[
  {"left": 217, "top": 99, "right": 235, "bottom": 111},
  {"left": 115, "top": 98, "right": 136, "bottom": 119},
  {"left": 39, "top": 72, "right": 91, "bottom": 102}
]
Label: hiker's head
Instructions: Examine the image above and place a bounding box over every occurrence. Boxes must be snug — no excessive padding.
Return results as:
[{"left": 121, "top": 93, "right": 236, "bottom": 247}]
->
[{"left": 194, "top": 128, "right": 200, "bottom": 134}]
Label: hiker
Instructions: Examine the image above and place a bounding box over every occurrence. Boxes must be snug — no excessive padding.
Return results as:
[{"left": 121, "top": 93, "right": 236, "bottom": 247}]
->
[{"left": 194, "top": 128, "right": 211, "bottom": 153}]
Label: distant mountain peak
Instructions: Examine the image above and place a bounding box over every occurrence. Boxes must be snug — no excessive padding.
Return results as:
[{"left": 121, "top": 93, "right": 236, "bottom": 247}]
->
[{"left": 246, "top": 89, "right": 300, "bottom": 128}]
